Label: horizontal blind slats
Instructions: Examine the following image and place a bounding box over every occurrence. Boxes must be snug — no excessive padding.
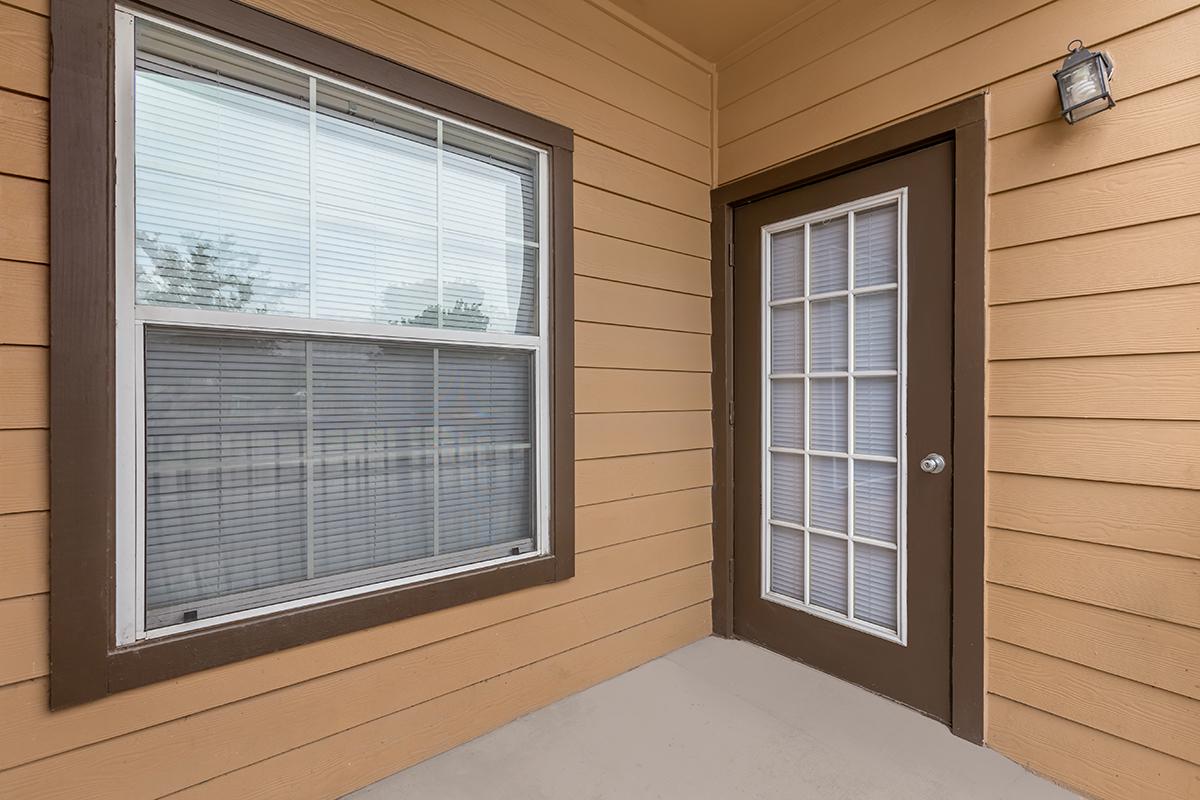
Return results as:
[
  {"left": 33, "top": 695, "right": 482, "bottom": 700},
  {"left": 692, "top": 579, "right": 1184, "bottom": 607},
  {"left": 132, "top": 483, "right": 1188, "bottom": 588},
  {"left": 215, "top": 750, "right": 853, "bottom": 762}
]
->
[{"left": 143, "top": 329, "right": 534, "bottom": 629}]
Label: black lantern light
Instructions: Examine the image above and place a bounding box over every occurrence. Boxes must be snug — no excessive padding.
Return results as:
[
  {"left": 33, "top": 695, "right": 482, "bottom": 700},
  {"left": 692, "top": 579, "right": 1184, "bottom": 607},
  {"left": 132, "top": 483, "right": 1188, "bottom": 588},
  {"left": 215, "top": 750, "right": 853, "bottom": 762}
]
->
[{"left": 1053, "top": 39, "right": 1115, "bottom": 124}]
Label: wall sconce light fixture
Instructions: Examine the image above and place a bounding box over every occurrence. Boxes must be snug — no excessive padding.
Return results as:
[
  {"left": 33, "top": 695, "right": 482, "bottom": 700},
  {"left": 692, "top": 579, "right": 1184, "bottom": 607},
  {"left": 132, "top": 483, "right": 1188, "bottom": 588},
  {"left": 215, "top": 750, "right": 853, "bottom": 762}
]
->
[{"left": 1053, "top": 39, "right": 1115, "bottom": 124}]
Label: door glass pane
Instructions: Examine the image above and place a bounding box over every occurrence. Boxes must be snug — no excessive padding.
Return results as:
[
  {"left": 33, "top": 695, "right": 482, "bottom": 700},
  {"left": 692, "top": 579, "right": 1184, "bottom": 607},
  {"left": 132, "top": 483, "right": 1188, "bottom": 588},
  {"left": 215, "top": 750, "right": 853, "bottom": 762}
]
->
[
  {"left": 854, "top": 377, "right": 896, "bottom": 456},
  {"left": 770, "top": 453, "right": 804, "bottom": 525},
  {"left": 769, "top": 526, "right": 805, "bottom": 600},
  {"left": 771, "top": 227, "right": 804, "bottom": 300},
  {"left": 854, "top": 544, "right": 897, "bottom": 630},
  {"left": 809, "top": 297, "right": 847, "bottom": 371},
  {"left": 770, "top": 380, "right": 804, "bottom": 449},
  {"left": 809, "top": 534, "right": 847, "bottom": 613},
  {"left": 770, "top": 306, "right": 804, "bottom": 373},
  {"left": 853, "top": 460, "right": 896, "bottom": 543},
  {"left": 854, "top": 204, "right": 898, "bottom": 287},
  {"left": 809, "top": 377, "right": 846, "bottom": 451},
  {"left": 763, "top": 198, "right": 904, "bottom": 641},
  {"left": 854, "top": 290, "right": 897, "bottom": 370},
  {"left": 809, "top": 217, "right": 847, "bottom": 294}
]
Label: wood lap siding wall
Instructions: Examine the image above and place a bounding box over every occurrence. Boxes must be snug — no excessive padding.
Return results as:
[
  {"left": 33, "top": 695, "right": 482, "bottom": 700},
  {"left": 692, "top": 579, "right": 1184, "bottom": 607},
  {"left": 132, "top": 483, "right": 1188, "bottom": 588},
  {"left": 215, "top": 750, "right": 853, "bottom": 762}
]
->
[
  {"left": 0, "top": 1, "right": 714, "bottom": 797},
  {"left": 716, "top": 1, "right": 1200, "bottom": 798}
]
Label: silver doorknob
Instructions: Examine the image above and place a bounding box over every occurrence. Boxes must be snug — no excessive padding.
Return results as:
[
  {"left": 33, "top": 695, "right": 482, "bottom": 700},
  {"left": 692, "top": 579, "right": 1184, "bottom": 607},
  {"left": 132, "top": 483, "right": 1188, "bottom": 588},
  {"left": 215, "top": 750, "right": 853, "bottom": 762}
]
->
[{"left": 919, "top": 453, "right": 946, "bottom": 474}]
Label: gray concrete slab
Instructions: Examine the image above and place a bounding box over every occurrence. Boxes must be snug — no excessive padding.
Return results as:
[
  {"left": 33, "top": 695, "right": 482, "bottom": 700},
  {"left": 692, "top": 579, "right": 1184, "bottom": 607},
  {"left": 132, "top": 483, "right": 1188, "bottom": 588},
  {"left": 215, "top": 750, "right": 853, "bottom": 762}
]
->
[{"left": 347, "top": 636, "right": 1079, "bottom": 799}]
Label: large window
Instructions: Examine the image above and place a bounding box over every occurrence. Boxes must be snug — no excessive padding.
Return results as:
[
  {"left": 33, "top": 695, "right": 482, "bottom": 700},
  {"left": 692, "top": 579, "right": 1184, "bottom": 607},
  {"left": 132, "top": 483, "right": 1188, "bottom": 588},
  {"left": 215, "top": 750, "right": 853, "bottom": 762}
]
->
[
  {"left": 47, "top": 0, "right": 571, "bottom": 707},
  {"left": 114, "top": 12, "right": 553, "bottom": 641}
]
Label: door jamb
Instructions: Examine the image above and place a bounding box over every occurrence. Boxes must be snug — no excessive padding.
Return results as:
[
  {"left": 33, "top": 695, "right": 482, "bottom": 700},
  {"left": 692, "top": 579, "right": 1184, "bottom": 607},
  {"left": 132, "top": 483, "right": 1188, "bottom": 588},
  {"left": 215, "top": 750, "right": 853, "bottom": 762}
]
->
[{"left": 708, "top": 95, "right": 986, "bottom": 744}]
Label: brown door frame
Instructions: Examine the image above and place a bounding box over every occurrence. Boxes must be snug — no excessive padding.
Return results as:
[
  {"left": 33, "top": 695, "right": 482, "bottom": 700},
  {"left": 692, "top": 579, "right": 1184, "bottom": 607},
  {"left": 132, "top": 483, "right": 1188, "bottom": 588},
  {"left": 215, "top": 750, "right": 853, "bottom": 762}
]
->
[{"left": 709, "top": 96, "right": 986, "bottom": 744}]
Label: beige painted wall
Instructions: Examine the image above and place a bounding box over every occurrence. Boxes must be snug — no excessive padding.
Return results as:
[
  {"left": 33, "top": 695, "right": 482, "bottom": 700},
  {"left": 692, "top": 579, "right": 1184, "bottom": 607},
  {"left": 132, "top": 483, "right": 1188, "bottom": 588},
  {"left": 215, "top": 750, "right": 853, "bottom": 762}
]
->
[
  {"left": 0, "top": 0, "right": 714, "bottom": 796},
  {"left": 717, "top": 1, "right": 1200, "bottom": 797}
]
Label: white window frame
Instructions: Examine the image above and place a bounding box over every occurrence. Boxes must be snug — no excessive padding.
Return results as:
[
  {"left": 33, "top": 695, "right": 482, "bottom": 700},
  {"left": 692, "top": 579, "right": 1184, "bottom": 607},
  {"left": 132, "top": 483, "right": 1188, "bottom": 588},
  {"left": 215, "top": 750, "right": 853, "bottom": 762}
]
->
[
  {"left": 759, "top": 188, "right": 909, "bottom": 645},
  {"left": 113, "top": 7, "right": 552, "bottom": 645}
]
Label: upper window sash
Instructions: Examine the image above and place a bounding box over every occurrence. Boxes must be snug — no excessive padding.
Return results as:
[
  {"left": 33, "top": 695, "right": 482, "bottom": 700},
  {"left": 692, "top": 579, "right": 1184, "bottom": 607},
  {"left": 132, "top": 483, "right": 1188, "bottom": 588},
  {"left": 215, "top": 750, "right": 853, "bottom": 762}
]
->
[{"left": 122, "top": 8, "right": 548, "bottom": 344}]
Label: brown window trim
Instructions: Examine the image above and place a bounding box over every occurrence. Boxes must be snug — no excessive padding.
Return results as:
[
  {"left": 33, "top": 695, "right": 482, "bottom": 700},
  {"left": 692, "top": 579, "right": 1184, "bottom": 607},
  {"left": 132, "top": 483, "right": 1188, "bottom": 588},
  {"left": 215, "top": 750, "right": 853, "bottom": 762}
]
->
[
  {"left": 707, "top": 96, "right": 986, "bottom": 744},
  {"left": 49, "top": 0, "right": 574, "bottom": 709}
]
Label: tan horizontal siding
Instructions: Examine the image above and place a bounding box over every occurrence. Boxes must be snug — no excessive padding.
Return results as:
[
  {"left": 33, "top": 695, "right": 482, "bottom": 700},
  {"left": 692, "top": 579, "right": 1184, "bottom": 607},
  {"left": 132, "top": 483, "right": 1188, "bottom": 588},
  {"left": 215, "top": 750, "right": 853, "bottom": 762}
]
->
[
  {"left": 718, "top": 0, "right": 1044, "bottom": 146},
  {"left": 0, "top": 593, "right": 45, "bottom": 686},
  {"left": 574, "top": 137, "right": 710, "bottom": 221},
  {"left": 3, "top": 0, "right": 48, "bottom": 16},
  {"left": 989, "top": 473, "right": 1200, "bottom": 559},
  {"left": 576, "top": 321, "right": 710, "bottom": 371},
  {"left": 991, "top": 145, "right": 1200, "bottom": 249},
  {"left": 0, "top": 260, "right": 46, "bottom": 346},
  {"left": 0, "top": 346, "right": 46, "bottom": 429},
  {"left": 0, "top": 511, "right": 45, "bottom": 600},
  {"left": 494, "top": 0, "right": 710, "bottom": 107},
  {"left": 719, "top": 0, "right": 1197, "bottom": 182},
  {"left": 988, "top": 215, "right": 1200, "bottom": 305},
  {"left": 987, "top": 694, "right": 1200, "bottom": 800},
  {"left": 0, "top": 90, "right": 46, "bottom": 180},
  {"left": 575, "top": 275, "right": 711, "bottom": 333},
  {"left": 576, "top": 183, "right": 710, "bottom": 258},
  {"left": 988, "top": 528, "right": 1200, "bottom": 629},
  {"left": 989, "top": 353, "right": 1200, "bottom": 420},
  {"left": 991, "top": 75, "right": 1200, "bottom": 193},
  {"left": 988, "top": 584, "right": 1200, "bottom": 701},
  {"left": 989, "top": 284, "right": 1200, "bottom": 360},
  {"left": 576, "top": 487, "right": 712, "bottom": 552},
  {"left": 0, "top": 4, "right": 46, "bottom": 97},
  {"left": 369, "top": 0, "right": 709, "bottom": 144},
  {"left": 574, "top": 230, "right": 710, "bottom": 297},
  {"left": 0, "top": 429, "right": 46, "bottom": 515},
  {"left": 716, "top": 0, "right": 923, "bottom": 109},
  {"left": 989, "top": 640, "right": 1200, "bottom": 764},
  {"left": 576, "top": 409, "right": 712, "bottom": 459},
  {"left": 990, "top": 417, "right": 1200, "bottom": 490},
  {"left": 576, "top": 449, "right": 712, "bottom": 506},
  {"left": 576, "top": 368, "right": 711, "bottom": 413},
  {"left": 0, "top": 175, "right": 47, "bottom": 264}
]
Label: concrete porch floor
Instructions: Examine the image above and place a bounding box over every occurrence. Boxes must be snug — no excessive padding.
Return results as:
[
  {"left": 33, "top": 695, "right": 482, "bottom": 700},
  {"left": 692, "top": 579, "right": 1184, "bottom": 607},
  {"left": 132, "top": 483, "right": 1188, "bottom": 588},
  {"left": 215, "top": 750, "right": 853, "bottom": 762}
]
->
[{"left": 347, "top": 637, "right": 1078, "bottom": 799}]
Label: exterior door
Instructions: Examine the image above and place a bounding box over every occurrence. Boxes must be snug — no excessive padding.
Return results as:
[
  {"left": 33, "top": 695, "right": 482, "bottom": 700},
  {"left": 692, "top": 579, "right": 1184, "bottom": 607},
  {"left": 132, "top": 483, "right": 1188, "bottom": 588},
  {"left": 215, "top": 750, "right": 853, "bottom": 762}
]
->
[{"left": 731, "top": 143, "right": 954, "bottom": 722}]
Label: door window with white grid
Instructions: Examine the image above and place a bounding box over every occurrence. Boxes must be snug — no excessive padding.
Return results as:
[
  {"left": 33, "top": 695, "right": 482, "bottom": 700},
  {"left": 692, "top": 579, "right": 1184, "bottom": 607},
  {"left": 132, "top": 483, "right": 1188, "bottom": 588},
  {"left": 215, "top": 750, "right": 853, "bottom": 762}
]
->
[{"left": 762, "top": 191, "right": 907, "bottom": 643}]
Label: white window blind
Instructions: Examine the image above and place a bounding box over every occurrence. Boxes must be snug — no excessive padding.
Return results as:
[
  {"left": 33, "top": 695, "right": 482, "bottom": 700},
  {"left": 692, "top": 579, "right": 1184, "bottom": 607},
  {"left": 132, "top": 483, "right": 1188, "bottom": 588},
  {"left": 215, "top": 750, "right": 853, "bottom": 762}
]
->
[
  {"left": 117, "top": 13, "right": 549, "bottom": 640},
  {"left": 763, "top": 192, "right": 906, "bottom": 642}
]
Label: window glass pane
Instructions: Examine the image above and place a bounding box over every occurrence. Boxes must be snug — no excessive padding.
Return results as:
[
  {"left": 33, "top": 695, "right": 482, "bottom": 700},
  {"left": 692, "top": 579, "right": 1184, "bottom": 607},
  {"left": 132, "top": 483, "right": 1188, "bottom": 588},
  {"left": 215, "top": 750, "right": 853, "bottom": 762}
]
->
[
  {"left": 134, "top": 22, "right": 311, "bottom": 315},
  {"left": 441, "top": 234, "right": 537, "bottom": 334},
  {"left": 442, "top": 123, "right": 538, "bottom": 243},
  {"left": 133, "top": 19, "right": 542, "bottom": 337},
  {"left": 142, "top": 328, "right": 534, "bottom": 630}
]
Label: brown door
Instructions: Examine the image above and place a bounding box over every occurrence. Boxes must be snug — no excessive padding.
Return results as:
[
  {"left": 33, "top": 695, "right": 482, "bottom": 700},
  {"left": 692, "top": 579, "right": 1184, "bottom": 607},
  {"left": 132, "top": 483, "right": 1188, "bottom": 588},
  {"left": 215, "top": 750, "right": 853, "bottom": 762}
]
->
[{"left": 731, "top": 143, "right": 954, "bottom": 722}]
